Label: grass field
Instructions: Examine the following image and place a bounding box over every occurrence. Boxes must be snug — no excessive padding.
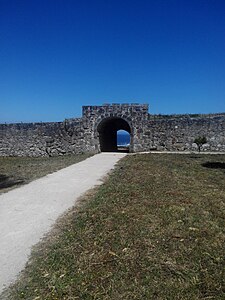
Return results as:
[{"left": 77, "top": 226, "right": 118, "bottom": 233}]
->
[
  {"left": 3, "top": 154, "right": 225, "bottom": 299},
  {"left": 0, "top": 154, "right": 92, "bottom": 194}
]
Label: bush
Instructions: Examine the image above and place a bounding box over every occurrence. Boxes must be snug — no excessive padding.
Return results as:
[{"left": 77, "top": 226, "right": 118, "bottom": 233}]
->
[{"left": 194, "top": 136, "right": 207, "bottom": 152}]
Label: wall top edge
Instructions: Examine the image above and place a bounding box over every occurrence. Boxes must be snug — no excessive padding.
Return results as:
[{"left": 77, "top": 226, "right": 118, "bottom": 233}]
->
[
  {"left": 83, "top": 103, "right": 149, "bottom": 107},
  {"left": 0, "top": 121, "right": 63, "bottom": 126},
  {"left": 1, "top": 112, "right": 225, "bottom": 126},
  {"left": 149, "top": 112, "right": 225, "bottom": 119}
]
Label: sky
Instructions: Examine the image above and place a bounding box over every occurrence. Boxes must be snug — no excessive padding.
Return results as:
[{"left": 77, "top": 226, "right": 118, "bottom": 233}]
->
[{"left": 0, "top": 0, "right": 225, "bottom": 123}]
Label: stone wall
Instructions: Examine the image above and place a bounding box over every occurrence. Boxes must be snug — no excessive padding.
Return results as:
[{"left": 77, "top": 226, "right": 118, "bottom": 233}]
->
[
  {"left": 143, "top": 113, "right": 225, "bottom": 152},
  {"left": 0, "top": 120, "right": 88, "bottom": 157},
  {"left": 81, "top": 103, "right": 149, "bottom": 152},
  {"left": 0, "top": 104, "right": 224, "bottom": 156}
]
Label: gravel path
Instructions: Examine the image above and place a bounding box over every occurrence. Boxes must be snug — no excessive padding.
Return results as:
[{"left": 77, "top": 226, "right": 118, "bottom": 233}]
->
[{"left": 0, "top": 153, "right": 126, "bottom": 294}]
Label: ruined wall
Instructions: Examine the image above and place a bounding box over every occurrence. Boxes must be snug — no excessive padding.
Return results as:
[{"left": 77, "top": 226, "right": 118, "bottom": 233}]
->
[
  {"left": 143, "top": 113, "right": 225, "bottom": 152},
  {"left": 0, "top": 119, "right": 89, "bottom": 157},
  {"left": 0, "top": 104, "right": 225, "bottom": 156}
]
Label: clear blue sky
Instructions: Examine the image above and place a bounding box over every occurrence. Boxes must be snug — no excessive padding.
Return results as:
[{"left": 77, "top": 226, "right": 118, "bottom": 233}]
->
[{"left": 0, "top": 0, "right": 225, "bottom": 123}]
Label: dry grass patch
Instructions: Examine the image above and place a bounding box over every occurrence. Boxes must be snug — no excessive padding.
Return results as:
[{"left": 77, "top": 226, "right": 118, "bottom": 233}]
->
[
  {"left": 3, "top": 154, "right": 225, "bottom": 299},
  {"left": 0, "top": 153, "right": 92, "bottom": 194}
]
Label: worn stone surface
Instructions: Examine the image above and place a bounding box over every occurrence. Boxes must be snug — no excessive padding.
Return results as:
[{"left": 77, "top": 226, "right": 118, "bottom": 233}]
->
[
  {"left": 144, "top": 114, "right": 225, "bottom": 152},
  {"left": 0, "top": 104, "right": 224, "bottom": 156}
]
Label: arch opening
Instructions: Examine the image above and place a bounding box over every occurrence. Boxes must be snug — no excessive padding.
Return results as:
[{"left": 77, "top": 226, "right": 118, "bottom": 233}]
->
[
  {"left": 97, "top": 117, "right": 131, "bottom": 152},
  {"left": 117, "top": 130, "right": 130, "bottom": 152}
]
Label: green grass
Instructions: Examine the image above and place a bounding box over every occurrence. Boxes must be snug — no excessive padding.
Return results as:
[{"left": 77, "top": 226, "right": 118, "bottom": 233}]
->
[
  {"left": 3, "top": 154, "right": 225, "bottom": 299},
  {"left": 0, "top": 154, "right": 92, "bottom": 194}
]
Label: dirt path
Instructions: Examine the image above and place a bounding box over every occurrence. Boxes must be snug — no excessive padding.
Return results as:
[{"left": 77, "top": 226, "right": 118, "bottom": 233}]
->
[{"left": 0, "top": 153, "right": 126, "bottom": 294}]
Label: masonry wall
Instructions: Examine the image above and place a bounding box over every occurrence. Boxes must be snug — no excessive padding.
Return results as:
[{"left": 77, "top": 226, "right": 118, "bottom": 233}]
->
[
  {"left": 142, "top": 114, "right": 225, "bottom": 152},
  {"left": 81, "top": 103, "right": 149, "bottom": 152},
  {"left": 0, "top": 119, "right": 90, "bottom": 157},
  {"left": 0, "top": 104, "right": 225, "bottom": 156}
]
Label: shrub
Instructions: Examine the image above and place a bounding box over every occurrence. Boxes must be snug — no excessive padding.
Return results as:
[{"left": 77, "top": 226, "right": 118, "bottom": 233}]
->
[{"left": 194, "top": 136, "right": 207, "bottom": 152}]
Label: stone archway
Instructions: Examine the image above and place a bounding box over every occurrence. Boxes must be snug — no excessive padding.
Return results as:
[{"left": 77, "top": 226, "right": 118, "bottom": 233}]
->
[{"left": 97, "top": 117, "right": 132, "bottom": 152}]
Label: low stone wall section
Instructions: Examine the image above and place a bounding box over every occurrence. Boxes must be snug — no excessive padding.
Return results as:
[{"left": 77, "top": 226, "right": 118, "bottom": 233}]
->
[
  {"left": 142, "top": 114, "right": 225, "bottom": 152},
  {"left": 0, "top": 119, "right": 90, "bottom": 157}
]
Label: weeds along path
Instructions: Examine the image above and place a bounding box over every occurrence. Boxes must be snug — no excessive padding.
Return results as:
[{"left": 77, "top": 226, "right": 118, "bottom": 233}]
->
[{"left": 0, "top": 153, "right": 126, "bottom": 294}]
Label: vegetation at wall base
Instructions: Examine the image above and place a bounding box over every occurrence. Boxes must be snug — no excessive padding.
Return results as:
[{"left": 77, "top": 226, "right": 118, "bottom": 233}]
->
[
  {"left": 3, "top": 154, "right": 225, "bottom": 300},
  {"left": 194, "top": 136, "right": 208, "bottom": 153}
]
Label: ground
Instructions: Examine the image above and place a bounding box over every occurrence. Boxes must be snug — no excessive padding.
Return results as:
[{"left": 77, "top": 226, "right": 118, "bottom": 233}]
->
[
  {"left": 2, "top": 153, "right": 225, "bottom": 300},
  {"left": 0, "top": 154, "right": 92, "bottom": 194}
]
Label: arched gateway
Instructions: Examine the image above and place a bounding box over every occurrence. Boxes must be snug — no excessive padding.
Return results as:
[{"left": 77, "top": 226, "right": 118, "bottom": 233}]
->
[
  {"left": 82, "top": 103, "right": 149, "bottom": 153},
  {"left": 97, "top": 117, "right": 131, "bottom": 152}
]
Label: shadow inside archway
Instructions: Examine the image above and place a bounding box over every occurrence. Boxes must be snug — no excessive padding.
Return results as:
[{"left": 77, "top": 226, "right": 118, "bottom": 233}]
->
[{"left": 97, "top": 117, "right": 131, "bottom": 152}]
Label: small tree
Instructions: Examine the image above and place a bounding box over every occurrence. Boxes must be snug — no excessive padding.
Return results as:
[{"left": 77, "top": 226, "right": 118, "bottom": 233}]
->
[{"left": 194, "top": 136, "right": 207, "bottom": 152}]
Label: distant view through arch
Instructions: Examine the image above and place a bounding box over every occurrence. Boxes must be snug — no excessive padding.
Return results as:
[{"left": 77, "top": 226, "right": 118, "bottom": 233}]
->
[
  {"left": 117, "top": 130, "right": 130, "bottom": 152},
  {"left": 97, "top": 117, "right": 131, "bottom": 152}
]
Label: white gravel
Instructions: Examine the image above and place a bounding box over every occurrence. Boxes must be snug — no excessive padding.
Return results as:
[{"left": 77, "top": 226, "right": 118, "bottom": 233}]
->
[{"left": 0, "top": 152, "right": 126, "bottom": 294}]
